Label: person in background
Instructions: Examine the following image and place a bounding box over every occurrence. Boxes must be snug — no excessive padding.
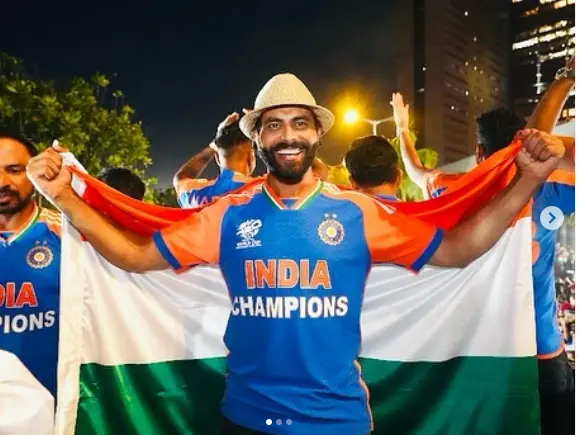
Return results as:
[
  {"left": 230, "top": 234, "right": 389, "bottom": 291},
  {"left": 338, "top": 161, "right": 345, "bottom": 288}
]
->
[
  {"left": 392, "top": 57, "right": 576, "bottom": 435},
  {"left": 344, "top": 135, "right": 402, "bottom": 201},
  {"left": 173, "top": 113, "right": 256, "bottom": 208},
  {"left": 97, "top": 167, "right": 146, "bottom": 201},
  {"left": 0, "top": 131, "right": 61, "bottom": 400}
]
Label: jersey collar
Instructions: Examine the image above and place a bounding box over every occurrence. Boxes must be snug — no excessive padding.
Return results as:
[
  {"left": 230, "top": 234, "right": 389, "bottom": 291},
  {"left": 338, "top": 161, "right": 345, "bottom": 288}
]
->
[
  {"left": 1, "top": 203, "right": 40, "bottom": 246},
  {"left": 262, "top": 179, "right": 323, "bottom": 210}
]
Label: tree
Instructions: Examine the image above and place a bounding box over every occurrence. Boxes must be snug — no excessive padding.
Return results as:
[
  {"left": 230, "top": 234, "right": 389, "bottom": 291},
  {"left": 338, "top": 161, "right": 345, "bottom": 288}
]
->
[
  {"left": 0, "top": 53, "right": 154, "bottom": 187},
  {"left": 151, "top": 187, "right": 180, "bottom": 207}
]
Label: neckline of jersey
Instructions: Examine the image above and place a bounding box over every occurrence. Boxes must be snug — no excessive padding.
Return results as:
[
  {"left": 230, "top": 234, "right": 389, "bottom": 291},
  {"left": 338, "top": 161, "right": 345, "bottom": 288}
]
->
[
  {"left": 2, "top": 203, "right": 40, "bottom": 246},
  {"left": 262, "top": 179, "right": 323, "bottom": 210}
]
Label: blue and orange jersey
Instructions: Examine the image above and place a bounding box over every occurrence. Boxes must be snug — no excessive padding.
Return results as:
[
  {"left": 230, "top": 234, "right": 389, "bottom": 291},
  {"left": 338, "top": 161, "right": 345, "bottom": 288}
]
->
[
  {"left": 154, "top": 180, "right": 442, "bottom": 435},
  {"left": 424, "top": 170, "right": 464, "bottom": 198},
  {"left": 533, "top": 170, "right": 575, "bottom": 358},
  {"left": 175, "top": 168, "right": 254, "bottom": 208},
  {"left": 375, "top": 194, "right": 398, "bottom": 201},
  {"left": 0, "top": 205, "right": 61, "bottom": 398}
]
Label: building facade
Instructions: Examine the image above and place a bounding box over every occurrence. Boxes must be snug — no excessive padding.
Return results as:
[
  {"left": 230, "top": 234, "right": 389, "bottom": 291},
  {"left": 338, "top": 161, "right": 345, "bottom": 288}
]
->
[
  {"left": 511, "top": 0, "right": 575, "bottom": 121},
  {"left": 393, "top": 0, "right": 511, "bottom": 165}
]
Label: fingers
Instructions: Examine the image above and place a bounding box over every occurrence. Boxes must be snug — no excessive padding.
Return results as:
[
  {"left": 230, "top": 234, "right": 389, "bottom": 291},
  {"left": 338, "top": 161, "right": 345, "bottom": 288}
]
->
[
  {"left": 519, "top": 128, "right": 565, "bottom": 161},
  {"left": 27, "top": 148, "right": 64, "bottom": 181}
]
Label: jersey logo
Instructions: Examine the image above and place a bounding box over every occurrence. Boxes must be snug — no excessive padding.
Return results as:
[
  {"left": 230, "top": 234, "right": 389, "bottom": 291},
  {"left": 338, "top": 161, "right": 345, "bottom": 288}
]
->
[
  {"left": 236, "top": 219, "right": 263, "bottom": 250},
  {"left": 318, "top": 214, "right": 345, "bottom": 246},
  {"left": 26, "top": 242, "right": 54, "bottom": 269}
]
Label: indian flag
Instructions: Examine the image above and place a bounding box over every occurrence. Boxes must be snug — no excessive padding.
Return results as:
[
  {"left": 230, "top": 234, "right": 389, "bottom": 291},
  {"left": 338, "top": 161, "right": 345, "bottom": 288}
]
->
[{"left": 53, "top": 145, "right": 540, "bottom": 435}]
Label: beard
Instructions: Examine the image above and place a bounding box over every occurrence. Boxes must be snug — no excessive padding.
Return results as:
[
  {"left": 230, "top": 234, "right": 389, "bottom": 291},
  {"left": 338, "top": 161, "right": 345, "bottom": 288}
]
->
[
  {"left": 0, "top": 187, "right": 34, "bottom": 215},
  {"left": 258, "top": 140, "right": 320, "bottom": 185}
]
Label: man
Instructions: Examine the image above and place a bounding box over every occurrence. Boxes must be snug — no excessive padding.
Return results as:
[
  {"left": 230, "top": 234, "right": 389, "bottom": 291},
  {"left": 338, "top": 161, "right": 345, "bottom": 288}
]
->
[
  {"left": 173, "top": 113, "right": 256, "bottom": 208},
  {"left": 28, "top": 73, "right": 564, "bottom": 435},
  {"left": 344, "top": 135, "right": 402, "bottom": 201},
  {"left": 393, "top": 84, "right": 575, "bottom": 434},
  {"left": 174, "top": 112, "right": 328, "bottom": 208},
  {"left": 98, "top": 167, "right": 146, "bottom": 200},
  {"left": 0, "top": 132, "right": 61, "bottom": 399}
]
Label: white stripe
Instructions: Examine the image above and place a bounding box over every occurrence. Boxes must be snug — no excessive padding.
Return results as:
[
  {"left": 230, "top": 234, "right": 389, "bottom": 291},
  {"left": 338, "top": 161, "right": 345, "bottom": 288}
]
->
[
  {"left": 360, "top": 218, "right": 535, "bottom": 361},
  {"left": 59, "top": 218, "right": 533, "bottom": 367}
]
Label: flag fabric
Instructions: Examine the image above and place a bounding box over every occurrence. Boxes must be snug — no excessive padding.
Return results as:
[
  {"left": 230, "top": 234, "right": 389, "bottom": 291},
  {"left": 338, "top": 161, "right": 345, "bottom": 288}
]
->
[
  {"left": 54, "top": 144, "right": 540, "bottom": 435},
  {"left": 0, "top": 350, "right": 54, "bottom": 435}
]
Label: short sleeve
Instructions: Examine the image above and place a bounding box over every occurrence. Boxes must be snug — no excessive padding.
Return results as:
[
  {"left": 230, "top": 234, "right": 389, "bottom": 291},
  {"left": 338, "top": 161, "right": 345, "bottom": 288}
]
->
[
  {"left": 175, "top": 178, "right": 212, "bottom": 207},
  {"left": 425, "top": 171, "right": 463, "bottom": 199},
  {"left": 359, "top": 197, "right": 443, "bottom": 272},
  {"left": 153, "top": 199, "right": 229, "bottom": 269},
  {"left": 538, "top": 171, "right": 575, "bottom": 215}
]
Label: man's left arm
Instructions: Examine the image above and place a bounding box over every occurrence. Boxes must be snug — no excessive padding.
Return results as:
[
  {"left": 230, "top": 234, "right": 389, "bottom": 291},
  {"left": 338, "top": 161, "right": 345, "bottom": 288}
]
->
[{"left": 429, "top": 130, "right": 564, "bottom": 268}]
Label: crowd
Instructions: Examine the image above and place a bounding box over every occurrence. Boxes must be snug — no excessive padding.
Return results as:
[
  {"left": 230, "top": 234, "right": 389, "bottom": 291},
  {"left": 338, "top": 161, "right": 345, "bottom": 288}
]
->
[{"left": 556, "top": 241, "right": 575, "bottom": 363}]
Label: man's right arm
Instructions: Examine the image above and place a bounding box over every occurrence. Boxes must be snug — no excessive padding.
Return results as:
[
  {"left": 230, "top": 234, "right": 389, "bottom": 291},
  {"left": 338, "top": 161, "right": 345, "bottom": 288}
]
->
[{"left": 28, "top": 147, "right": 222, "bottom": 273}]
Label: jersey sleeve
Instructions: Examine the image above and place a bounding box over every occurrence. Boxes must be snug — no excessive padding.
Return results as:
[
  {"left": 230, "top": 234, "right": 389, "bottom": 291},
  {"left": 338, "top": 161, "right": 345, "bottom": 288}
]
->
[
  {"left": 424, "top": 171, "right": 445, "bottom": 198},
  {"left": 153, "top": 199, "right": 230, "bottom": 269},
  {"left": 425, "top": 171, "right": 463, "bottom": 199},
  {"left": 359, "top": 197, "right": 444, "bottom": 272},
  {"left": 537, "top": 170, "right": 575, "bottom": 215},
  {"left": 175, "top": 178, "right": 213, "bottom": 207}
]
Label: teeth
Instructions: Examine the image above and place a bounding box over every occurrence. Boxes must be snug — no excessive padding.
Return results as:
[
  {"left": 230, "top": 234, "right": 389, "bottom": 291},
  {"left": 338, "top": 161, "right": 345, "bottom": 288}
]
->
[{"left": 277, "top": 148, "right": 301, "bottom": 155}]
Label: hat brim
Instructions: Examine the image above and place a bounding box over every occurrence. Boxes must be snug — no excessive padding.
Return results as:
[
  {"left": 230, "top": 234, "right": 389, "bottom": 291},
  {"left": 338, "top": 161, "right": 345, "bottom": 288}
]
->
[{"left": 239, "top": 104, "right": 335, "bottom": 139}]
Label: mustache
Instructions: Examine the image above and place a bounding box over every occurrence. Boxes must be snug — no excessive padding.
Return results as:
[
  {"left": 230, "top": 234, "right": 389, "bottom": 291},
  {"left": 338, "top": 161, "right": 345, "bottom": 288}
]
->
[
  {"left": 0, "top": 187, "right": 18, "bottom": 197},
  {"left": 271, "top": 141, "right": 311, "bottom": 152}
]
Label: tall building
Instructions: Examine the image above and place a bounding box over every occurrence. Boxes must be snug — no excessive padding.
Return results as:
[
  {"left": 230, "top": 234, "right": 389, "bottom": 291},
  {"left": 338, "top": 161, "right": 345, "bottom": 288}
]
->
[
  {"left": 511, "top": 0, "right": 575, "bottom": 121},
  {"left": 393, "top": 0, "right": 511, "bottom": 165}
]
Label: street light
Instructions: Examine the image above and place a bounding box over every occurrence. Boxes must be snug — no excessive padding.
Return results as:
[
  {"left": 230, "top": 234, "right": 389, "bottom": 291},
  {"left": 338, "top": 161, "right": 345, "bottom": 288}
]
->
[{"left": 343, "top": 108, "right": 394, "bottom": 135}]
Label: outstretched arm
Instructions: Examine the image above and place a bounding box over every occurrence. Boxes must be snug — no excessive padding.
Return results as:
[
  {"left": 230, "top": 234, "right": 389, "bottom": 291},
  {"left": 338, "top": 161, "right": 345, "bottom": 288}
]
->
[
  {"left": 27, "top": 147, "right": 221, "bottom": 273},
  {"left": 429, "top": 130, "right": 564, "bottom": 267},
  {"left": 526, "top": 56, "right": 575, "bottom": 132},
  {"left": 525, "top": 56, "right": 575, "bottom": 171},
  {"left": 391, "top": 93, "right": 432, "bottom": 195}
]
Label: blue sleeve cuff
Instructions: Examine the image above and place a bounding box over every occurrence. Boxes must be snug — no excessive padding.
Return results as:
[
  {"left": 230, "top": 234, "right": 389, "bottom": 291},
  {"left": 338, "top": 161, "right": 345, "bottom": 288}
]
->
[
  {"left": 410, "top": 228, "right": 444, "bottom": 272},
  {"left": 153, "top": 231, "right": 182, "bottom": 270}
]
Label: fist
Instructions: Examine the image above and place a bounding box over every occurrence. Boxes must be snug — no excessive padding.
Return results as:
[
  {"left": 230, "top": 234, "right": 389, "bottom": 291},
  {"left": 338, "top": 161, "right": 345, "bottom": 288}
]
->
[
  {"left": 514, "top": 129, "right": 564, "bottom": 182},
  {"left": 26, "top": 145, "right": 73, "bottom": 201}
]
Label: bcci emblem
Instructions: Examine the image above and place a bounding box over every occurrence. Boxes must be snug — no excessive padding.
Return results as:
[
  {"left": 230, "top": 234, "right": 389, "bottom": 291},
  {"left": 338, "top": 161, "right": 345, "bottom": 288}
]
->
[
  {"left": 26, "top": 243, "right": 54, "bottom": 269},
  {"left": 318, "top": 213, "right": 345, "bottom": 246}
]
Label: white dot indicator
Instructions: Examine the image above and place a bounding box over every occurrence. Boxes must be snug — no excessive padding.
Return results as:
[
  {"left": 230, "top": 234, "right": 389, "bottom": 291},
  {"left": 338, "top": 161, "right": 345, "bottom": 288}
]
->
[
  {"left": 286, "top": 419, "right": 293, "bottom": 425},
  {"left": 266, "top": 419, "right": 272, "bottom": 426},
  {"left": 276, "top": 419, "right": 282, "bottom": 425}
]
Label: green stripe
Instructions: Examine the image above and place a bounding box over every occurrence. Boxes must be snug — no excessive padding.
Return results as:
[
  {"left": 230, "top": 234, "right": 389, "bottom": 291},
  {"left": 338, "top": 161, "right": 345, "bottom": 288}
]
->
[
  {"left": 294, "top": 181, "right": 322, "bottom": 210},
  {"left": 8, "top": 205, "right": 40, "bottom": 245},
  {"left": 75, "top": 356, "right": 539, "bottom": 435}
]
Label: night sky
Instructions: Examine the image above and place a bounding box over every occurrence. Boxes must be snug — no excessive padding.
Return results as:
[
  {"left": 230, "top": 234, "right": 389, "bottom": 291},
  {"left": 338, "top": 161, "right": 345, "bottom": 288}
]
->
[{"left": 2, "top": 0, "right": 400, "bottom": 185}]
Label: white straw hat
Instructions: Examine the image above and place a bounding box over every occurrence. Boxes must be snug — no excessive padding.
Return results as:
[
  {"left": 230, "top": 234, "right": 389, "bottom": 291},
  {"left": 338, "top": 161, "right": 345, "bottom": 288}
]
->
[{"left": 239, "top": 73, "right": 335, "bottom": 139}]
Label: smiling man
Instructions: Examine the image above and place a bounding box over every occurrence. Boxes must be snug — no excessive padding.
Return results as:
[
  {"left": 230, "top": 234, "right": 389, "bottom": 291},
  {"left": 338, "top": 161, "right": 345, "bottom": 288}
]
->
[{"left": 28, "top": 73, "right": 565, "bottom": 435}]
